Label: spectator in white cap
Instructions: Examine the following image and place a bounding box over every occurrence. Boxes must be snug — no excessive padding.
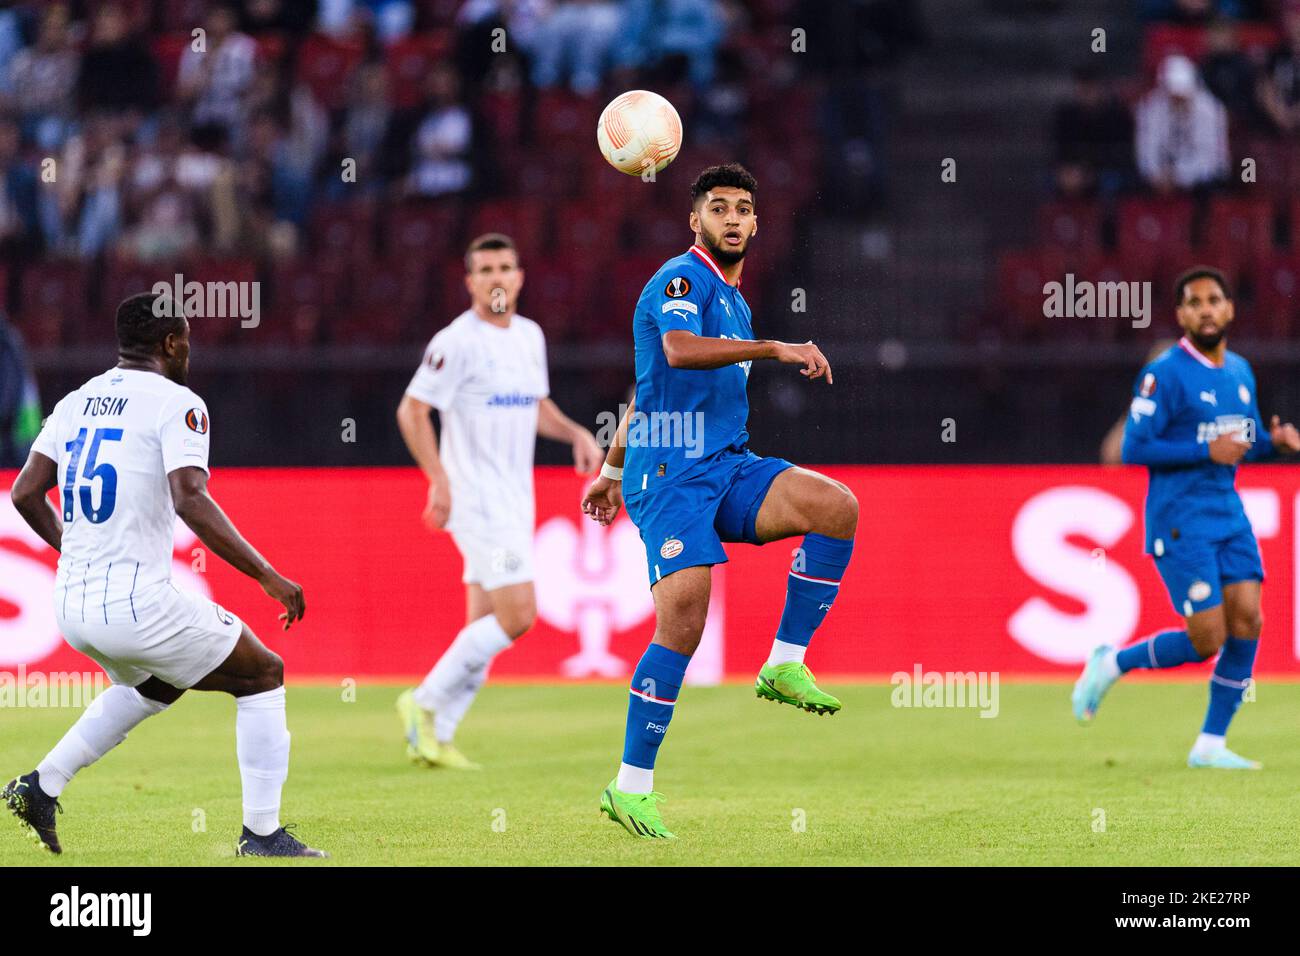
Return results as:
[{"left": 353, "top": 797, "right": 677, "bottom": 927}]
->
[{"left": 1135, "top": 53, "right": 1230, "bottom": 192}]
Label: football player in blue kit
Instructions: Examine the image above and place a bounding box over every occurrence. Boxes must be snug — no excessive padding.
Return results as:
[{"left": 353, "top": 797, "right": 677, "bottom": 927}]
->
[
  {"left": 581, "top": 164, "right": 859, "bottom": 837},
  {"left": 1074, "top": 267, "right": 1300, "bottom": 768}
]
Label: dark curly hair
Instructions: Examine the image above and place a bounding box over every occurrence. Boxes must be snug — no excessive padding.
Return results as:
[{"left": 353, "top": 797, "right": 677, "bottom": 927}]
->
[
  {"left": 1173, "top": 266, "right": 1232, "bottom": 305},
  {"left": 689, "top": 163, "right": 758, "bottom": 206},
  {"left": 116, "top": 292, "right": 185, "bottom": 354}
]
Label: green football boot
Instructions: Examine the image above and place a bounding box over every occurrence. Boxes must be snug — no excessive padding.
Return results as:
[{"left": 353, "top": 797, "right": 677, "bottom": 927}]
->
[
  {"left": 755, "top": 661, "right": 841, "bottom": 715},
  {"left": 600, "top": 780, "right": 675, "bottom": 839},
  {"left": 395, "top": 688, "right": 441, "bottom": 765}
]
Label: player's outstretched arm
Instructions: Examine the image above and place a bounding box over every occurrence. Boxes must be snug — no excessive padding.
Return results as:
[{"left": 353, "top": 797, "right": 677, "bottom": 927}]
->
[
  {"left": 10, "top": 450, "right": 62, "bottom": 552},
  {"left": 167, "top": 466, "right": 305, "bottom": 629},
  {"left": 662, "top": 331, "right": 832, "bottom": 383},
  {"left": 537, "top": 397, "right": 603, "bottom": 474},
  {"left": 395, "top": 393, "right": 451, "bottom": 530}
]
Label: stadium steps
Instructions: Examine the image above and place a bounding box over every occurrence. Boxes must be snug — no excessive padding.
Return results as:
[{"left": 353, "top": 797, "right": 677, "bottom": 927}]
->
[{"left": 804, "top": 0, "right": 1140, "bottom": 343}]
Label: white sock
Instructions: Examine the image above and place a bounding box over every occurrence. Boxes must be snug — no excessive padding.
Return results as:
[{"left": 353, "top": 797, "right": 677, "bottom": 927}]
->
[
  {"left": 617, "top": 762, "right": 653, "bottom": 794},
  {"left": 236, "top": 686, "right": 290, "bottom": 837},
  {"left": 1100, "top": 647, "right": 1121, "bottom": 681},
  {"left": 435, "top": 662, "right": 492, "bottom": 744},
  {"left": 767, "top": 638, "right": 807, "bottom": 666},
  {"left": 1192, "top": 732, "right": 1225, "bottom": 756},
  {"left": 414, "top": 614, "right": 512, "bottom": 719},
  {"left": 37, "top": 684, "right": 169, "bottom": 797}
]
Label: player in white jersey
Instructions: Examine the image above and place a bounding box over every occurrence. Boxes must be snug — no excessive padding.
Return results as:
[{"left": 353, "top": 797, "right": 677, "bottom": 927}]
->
[
  {"left": 394, "top": 233, "right": 603, "bottom": 768},
  {"left": 3, "top": 292, "right": 324, "bottom": 858}
]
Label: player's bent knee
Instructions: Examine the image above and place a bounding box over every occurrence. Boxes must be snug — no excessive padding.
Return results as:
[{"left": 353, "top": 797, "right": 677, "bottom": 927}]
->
[
  {"left": 813, "top": 481, "right": 858, "bottom": 537},
  {"left": 1229, "top": 611, "right": 1263, "bottom": 639},
  {"left": 257, "top": 650, "right": 285, "bottom": 691},
  {"left": 499, "top": 606, "right": 535, "bottom": 639},
  {"left": 1188, "top": 626, "right": 1227, "bottom": 660}
]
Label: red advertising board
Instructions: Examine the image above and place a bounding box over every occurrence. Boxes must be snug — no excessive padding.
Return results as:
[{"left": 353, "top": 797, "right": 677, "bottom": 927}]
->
[{"left": 3, "top": 466, "right": 1299, "bottom": 680}]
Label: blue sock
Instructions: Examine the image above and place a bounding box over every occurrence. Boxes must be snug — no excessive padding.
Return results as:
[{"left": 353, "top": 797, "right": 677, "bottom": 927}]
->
[
  {"left": 1115, "top": 630, "right": 1206, "bottom": 672},
  {"left": 621, "top": 643, "right": 690, "bottom": 771},
  {"left": 775, "top": 533, "right": 854, "bottom": 648},
  {"left": 1201, "top": 636, "right": 1258, "bottom": 736}
]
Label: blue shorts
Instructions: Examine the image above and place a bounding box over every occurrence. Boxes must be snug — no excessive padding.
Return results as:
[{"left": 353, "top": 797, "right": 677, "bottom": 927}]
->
[
  {"left": 623, "top": 446, "right": 795, "bottom": 586},
  {"left": 1152, "top": 526, "right": 1264, "bottom": 618}
]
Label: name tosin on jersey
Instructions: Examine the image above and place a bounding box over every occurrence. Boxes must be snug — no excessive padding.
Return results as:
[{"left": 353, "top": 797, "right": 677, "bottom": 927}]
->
[
  {"left": 485, "top": 393, "right": 537, "bottom": 408},
  {"left": 82, "top": 396, "right": 130, "bottom": 417}
]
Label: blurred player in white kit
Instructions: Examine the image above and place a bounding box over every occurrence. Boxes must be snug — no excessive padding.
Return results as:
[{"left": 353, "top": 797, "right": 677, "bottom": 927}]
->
[
  {"left": 395, "top": 233, "right": 603, "bottom": 768},
  {"left": 4, "top": 292, "right": 323, "bottom": 857}
]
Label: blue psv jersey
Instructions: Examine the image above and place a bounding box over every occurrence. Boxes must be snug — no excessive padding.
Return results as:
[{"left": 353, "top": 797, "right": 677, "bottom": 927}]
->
[
  {"left": 1122, "top": 337, "right": 1276, "bottom": 553},
  {"left": 626, "top": 245, "right": 755, "bottom": 490}
]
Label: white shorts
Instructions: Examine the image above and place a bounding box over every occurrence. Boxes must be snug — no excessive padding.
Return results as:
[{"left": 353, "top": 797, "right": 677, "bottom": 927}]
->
[
  {"left": 57, "top": 586, "right": 243, "bottom": 689},
  {"left": 450, "top": 526, "right": 535, "bottom": 591}
]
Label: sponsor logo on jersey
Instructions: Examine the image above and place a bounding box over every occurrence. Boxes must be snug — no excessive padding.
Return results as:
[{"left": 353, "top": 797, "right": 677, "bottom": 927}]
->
[
  {"left": 664, "top": 276, "right": 691, "bottom": 298},
  {"left": 427, "top": 350, "right": 446, "bottom": 371},
  {"left": 1196, "top": 415, "right": 1250, "bottom": 444},
  {"left": 214, "top": 603, "right": 235, "bottom": 626},
  {"left": 486, "top": 392, "right": 537, "bottom": 408},
  {"left": 1200, "top": 389, "right": 1217, "bottom": 406},
  {"left": 185, "top": 408, "right": 208, "bottom": 434},
  {"left": 659, "top": 538, "right": 684, "bottom": 559},
  {"left": 1140, "top": 372, "right": 1156, "bottom": 397},
  {"left": 662, "top": 299, "right": 698, "bottom": 315}
]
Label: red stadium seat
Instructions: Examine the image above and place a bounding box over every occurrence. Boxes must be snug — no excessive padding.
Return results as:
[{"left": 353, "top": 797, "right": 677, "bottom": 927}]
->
[
  {"left": 597, "top": 255, "right": 666, "bottom": 339},
  {"left": 387, "top": 31, "right": 453, "bottom": 110},
  {"left": 159, "top": 0, "right": 207, "bottom": 32},
  {"left": 554, "top": 202, "right": 615, "bottom": 262},
  {"left": 150, "top": 34, "right": 191, "bottom": 97},
  {"left": 12, "top": 264, "right": 72, "bottom": 347},
  {"left": 1141, "top": 25, "right": 1204, "bottom": 78},
  {"left": 748, "top": 145, "right": 819, "bottom": 209},
  {"left": 434, "top": 259, "right": 471, "bottom": 320},
  {"left": 386, "top": 200, "right": 463, "bottom": 265},
  {"left": 1202, "top": 196, "right": 1275, "bottom": 277},
  {"left": 479, "top": 91, "right": 523, "bottom": 152},
  {"left": 1251, "top": 254, "right": 1300, "bottom": 339},
  {"left": 20, "top": 262, "right": 88, "bottom": 347},
  {"left": 467, "top": 199, "right": 548, "bottom": 262},
  {"left": 994, "top": 248, "right": 1067, "bottom": 340},
  {"left": 1116, "top": 196, "right": 1194, "bottom": 277},
  {"left": 415, "top": 0, "right": 461, "bottom": 29},
  {"left": 1038, "top": 200, "right": 1103, "bottom": 260},
  {"left": 535, "top": 91, "right": 601, "bottom": 151},
  {"left": 185, "top": 257, "right": 259, "bottom": 345},
  {"left": 296, "top": 33, "right": 366, "bottom": 111},
  {"left": 264, "top": 259, "right": 347, "bottom": 345},
  {"left": 342, "top": 258, "right": 431, "bottom": 344},
  {"left": 515, "top": 154, "right": 585, "bottom": 200},
  {"left": 311, "top": 201, "right": 376, "bottom": 265},
  {"left": 518, "top": 257, "right": 598, "bottom": 341},
  {"left": 255, "top": 34, "right": 287, "bottom": 67}
]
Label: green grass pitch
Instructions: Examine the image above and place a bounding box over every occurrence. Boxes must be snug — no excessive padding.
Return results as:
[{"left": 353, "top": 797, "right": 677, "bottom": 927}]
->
[{"left": 2, "top": 681, "right": 1297, "bottom": 866}]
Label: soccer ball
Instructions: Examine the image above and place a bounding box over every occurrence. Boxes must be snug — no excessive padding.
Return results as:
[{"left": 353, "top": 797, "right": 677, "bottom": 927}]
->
[{"left": 596, "top": 90, "right": 683, "bottom": 176}]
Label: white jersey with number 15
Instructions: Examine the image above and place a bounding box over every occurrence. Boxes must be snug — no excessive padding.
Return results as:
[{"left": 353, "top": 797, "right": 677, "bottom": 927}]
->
[{"left": 31, "top": 367, "right": 211, "bottom": 626}]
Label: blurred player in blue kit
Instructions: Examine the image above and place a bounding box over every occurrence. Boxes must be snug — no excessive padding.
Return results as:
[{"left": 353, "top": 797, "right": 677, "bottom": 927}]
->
[{"left": 1074, "top": 267, "right": 1300, "bottom": 768}]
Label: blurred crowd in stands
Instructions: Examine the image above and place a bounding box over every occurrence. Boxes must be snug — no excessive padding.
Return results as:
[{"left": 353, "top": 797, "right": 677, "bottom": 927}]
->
[
  {"left": 997, "top": 0, "right": 1300, "bottom": 342},
  {"left": 0, "top": 0, "right": 920, "bottom": 351}
]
